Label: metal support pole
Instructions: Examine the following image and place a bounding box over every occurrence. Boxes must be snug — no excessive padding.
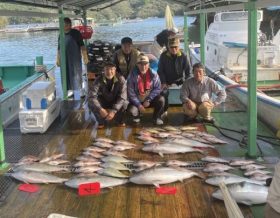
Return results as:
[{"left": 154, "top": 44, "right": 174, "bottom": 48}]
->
[
  {"left": 183, "top": 14, "right": 189, "bottom": 54},
  {"left": 247, "top": 0, "right": 257, "bottom": 157},
  {"left": 199, "top": 13, "right": 206, "bottom": 65},
  {"left": 59, "top": 8, "right": 67, "bottom": 100},
  {"left": 82, "top": 10, "right": 88, "bottom": 47},
  {"left": 0, "top": 110, "right": 8, "bottom": 169}
]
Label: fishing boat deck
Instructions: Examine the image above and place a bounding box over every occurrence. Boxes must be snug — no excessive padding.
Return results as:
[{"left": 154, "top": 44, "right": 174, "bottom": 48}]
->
[{"left": 0, "top": 91, "right": 279, "bottom": 218}]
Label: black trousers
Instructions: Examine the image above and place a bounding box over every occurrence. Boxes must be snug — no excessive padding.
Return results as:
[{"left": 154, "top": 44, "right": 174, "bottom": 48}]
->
[
  {"left": 128, "top": 95, "right": 165, "bottom": 120},
  {"left": 160, "top": 88, "right": 169, "bottom": 112}
]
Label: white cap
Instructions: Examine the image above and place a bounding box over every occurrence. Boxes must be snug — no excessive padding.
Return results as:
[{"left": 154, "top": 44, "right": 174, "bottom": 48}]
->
[{"left": 169, "top": 27, "right": 179, "bottom": 34}]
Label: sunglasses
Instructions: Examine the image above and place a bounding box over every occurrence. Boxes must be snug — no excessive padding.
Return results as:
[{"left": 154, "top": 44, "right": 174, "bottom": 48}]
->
[{"left": 170, "top": 46, "right": 179, "bottom": 49}]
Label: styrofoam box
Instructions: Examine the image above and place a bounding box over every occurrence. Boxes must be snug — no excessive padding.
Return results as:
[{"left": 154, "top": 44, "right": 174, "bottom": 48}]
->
[
  {"left": 19, "top": 99, "right": 60, "bottom": 134},
  {"left": 25, "top": 81, "right": 56, "bottom": 109}
]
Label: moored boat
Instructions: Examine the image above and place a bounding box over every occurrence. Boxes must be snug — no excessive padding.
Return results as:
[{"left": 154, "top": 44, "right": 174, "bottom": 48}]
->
[{"left": 190, "top": 10, "right": 280, "bottom": 133}]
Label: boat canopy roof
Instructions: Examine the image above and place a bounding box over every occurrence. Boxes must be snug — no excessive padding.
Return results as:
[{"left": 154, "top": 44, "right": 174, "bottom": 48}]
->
[{"left": 3, "top": 0, "right": 278, "bottom": 12}]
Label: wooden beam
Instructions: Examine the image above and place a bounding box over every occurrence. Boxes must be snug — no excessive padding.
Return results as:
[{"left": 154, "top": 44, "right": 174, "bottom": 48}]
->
[{"left": 0, "top": 9, "right": 78, "bottom": 18}]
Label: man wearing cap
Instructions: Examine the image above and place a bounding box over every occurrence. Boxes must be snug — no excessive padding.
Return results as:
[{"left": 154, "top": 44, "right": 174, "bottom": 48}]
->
[
  {"left": 56, "top": 17, "right": 89, "bottom": 98},
  {"left": 127, "top": 54, "right": 164, "bottom": 125},
  {"left": 151, "top": 27, "right": 178, "bottom": 57},
  {"left": 88, "top": 61, "right": 128, "bottom": 129},
  {"left": 180, "top": 63, "right": 226, "bottom": 123},
  {"left": 158, "top": 36, "right": 190, "bottom": 117},
  {"left": 113, "top": 37, "right": 140, "bottom": 79}
]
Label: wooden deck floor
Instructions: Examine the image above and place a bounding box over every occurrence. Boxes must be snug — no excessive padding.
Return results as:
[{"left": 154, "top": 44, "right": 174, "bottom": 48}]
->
[{"left": 1, "top": 93, "right": 278, "bottom": 218}]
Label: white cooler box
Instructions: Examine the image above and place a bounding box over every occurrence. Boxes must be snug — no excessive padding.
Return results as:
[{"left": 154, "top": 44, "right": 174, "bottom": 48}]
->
[
  {"left": 24, "top": 81, "right": 56, "bottom": 109},
  {"left": 19, "top": 99, "right": 61, "bottom": 133}
]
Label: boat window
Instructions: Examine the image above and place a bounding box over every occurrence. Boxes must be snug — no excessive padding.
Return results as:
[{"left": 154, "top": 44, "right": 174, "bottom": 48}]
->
[{"left": 221, "top": 11, "right": 262, "bottom": 22}]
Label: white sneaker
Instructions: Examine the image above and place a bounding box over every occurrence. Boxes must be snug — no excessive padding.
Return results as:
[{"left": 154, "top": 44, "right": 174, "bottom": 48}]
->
[
  {"left": 161, "top": 111, "right": 168, "bottom": 119},
  {"left": 156, "top": 118, "right": 164, "bottom": 125},
  {"left": 133, "top": 118, "right": 140, "bottom": 123}
]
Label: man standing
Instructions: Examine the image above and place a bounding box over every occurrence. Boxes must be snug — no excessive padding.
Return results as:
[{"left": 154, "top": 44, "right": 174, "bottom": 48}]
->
[
  {"left": 151, "top": 27, "right": 178, "bottom": 58},
  {"left": 56, "top": 17, "right": 89, "bottom": 98},
  {"left": 113, "top": 37, "right": 140, "bottom": 79},
  {"left": 127, "top": 54, "right": 164, "bottom": 125},
  {"left": 88, "top": 62, "right": 128, "bottom": 129},
  {"left": 158, "top": 37, "right": 190, "bottom": 117},
  {"left": 180, "top": 63, "right": 226, "bottom": 123}
]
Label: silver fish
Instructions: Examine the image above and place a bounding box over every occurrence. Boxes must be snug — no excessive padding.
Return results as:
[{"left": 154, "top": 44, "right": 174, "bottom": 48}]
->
[
  {"left": 240, "top": 164, "right": 266, "bottom": 171},
  {"left": 133, "top": 160, "right": 162, "bottom": 168},
  {"left": 18, "top": 155, "right": 40, "bottom": 164},
  {"left": 166, "top": 160, "right": 192, "bottom": 167},
  {"left": 40, "top": 153, "right": 64, "bottom": 163},
  {"left": 83, "top": 147, "right": 106, "bottom": 153},
  {"left": 72, "top": 166, "right": 103, "bottom": 173},
  {"left": 205, "top": 175, "right": 265, "bottom": 186},
  {"left": 101, "top": 155, "right": 133, "bottom": 163},
  {"left": 212, "top": 182, "right": 268, "bottom": 205},
  {"left": 142, "top": 143, "right": 205, "bottom": 157},
  {"left": 9, "top": 170, "right": 68, "bottom": 184},
  {"left": 153, "top": 132, "right": 172, "bottom": 138},
  {"left": 13, "top": 163, "right": 70, "bottom": 173},
  {"left": 92, "top": 141, "right": 113, "bottom": 148},
  {"left": 94, "top": 137, "right": 115, "bottom": 144},
  {"left": 100, "top": 161, "right": 131, "bottom": 171},
  {"left": 65, "top": 175, "right": 128, "bottom": 189},
  {"left": 229, "top": 159, "right": 255, "bottom": 166},
  {"left": 180, "top": 126, "right": 198, "bottom": 131},
  {"left": 47, "top": 160, "right": 70, "bottom": 165},
  {"left": 97, "top": 167, "right": 129, "bottom": 178},
  {"left": 110, "top": 144, "right": 134, "bottom": 151},
  {"left": 244, "top": 169, "right": 271, "bottom": 176},
  {"left": 82, "top": 151, "right": 104, "bottom": 159},
  {"left": 163, "top": 126, "right": 179, "bottom": 131},
  {"left": 165, "top": 138, "right": 214, "bottom": 149},
  {"left": 73, "top": 160, "right": 101, "bottom": 167},
  {"left": 203, "top": 163, "right": 233, "bottom": 172},
  {"left": 129, "top": 167, "right": 203, "bottom": 187},
  {"left": 201, "top": 156, "right": 229, "bottom": 163},
  {"left": 114, "top": 140, "right": 137, "bottom": 147},
  {"left": 249, "top": 173, "right": 272, "bottom": 181}
]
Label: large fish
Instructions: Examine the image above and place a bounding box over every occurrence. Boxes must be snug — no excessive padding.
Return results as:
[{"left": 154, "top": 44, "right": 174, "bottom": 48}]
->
[
  {"left": 9, "top": 170, "right": 68, "bottom": 184},
  {"left": 205, "top": 175, "right": 265, "bottom": 186},
  {"left": 72, "top": 166, "right": 103, "bottom": 173},
  {"left": 100, "top": 161, "right": 131, "bottom": 171},
  {"left": 129, "top": 167, "right": 203, "bottom": 187},
  {"left": 244, "top": 169, "right": 271, "bottom": 176},
  {"left": 40, "top": 153, "right": 64, "bottom": 163},
  {"left": 13, "top": 163, "right": 70, "bottom": 173},
  {"left": 212, "top": 182, "right": 268, "bottom": 205},
  {"left": 166, "top": 160, "right": 192, "bottom": 167},
  {"left": 201, "top": 156, "right": 229, "bottom": 164},
  {"left": 97, "top": 167, "right": 129, "bottom": 178},
  {"left": 142, "top": 143, "right": 205, "bottom": 157},
  {"left": 165, "top": 138, "right": 215, "bottom": 149},
  {"left": 101, "top": 155, "right": 133, "bottom": 163},
  {"left": 133, "top": 160, "right": 162, "bottom": 168},
  {"left": 229, "top": 159, "right": 255, "bottom": 166},
  {"left": 94, "top": 137, "right": 115, "bottom": 144},
  {"left": 73, "top": 160, "right": 101, "bottom": 167},
  {"left": 240, "top": 164, "right": 266, "bottom": 171},
  {"left": 203, "top": 163, "right": 233, "bottom": 172},
  {"left": 65, "top": 175, "right": 128, "bottom": 189}
]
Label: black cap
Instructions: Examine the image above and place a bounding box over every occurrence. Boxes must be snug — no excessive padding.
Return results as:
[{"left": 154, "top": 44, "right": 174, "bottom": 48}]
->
[
  {"left": 103, "top": 61, "right": 116, "bottom": 67},
  {"left": 121, "top": 37, "right": 132, "bottom": 44}
]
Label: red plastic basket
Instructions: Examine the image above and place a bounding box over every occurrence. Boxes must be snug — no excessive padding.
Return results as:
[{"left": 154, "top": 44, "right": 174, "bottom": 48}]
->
[{"left": 73, "top": 25, "right": 93, "bottom": 39}]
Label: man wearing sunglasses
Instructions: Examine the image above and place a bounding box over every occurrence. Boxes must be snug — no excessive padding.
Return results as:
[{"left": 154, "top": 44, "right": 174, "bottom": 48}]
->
[{"left": 158, "top": 37, "right": 190, "bottom": 118}]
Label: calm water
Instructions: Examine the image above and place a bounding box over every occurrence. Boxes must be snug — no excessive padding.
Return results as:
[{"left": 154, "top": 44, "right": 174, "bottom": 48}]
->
[{"left": 0, "top": 17, "right": 199, "bottom": 66}]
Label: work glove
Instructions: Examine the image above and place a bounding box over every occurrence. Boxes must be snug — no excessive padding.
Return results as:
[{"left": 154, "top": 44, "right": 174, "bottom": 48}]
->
[{"left": 82, "top": 49, "right": 89, "bottom": 65}]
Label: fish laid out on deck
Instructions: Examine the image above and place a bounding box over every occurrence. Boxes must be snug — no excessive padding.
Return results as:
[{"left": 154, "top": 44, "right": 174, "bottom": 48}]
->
[{"left": 212, "top": 182, "right": 268, "bottom": 205}]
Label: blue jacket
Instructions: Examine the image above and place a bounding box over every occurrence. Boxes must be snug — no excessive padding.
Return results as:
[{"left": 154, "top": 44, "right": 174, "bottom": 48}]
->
[{"left": 127, "top": 67, "right": 161, "bottom": 107}]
